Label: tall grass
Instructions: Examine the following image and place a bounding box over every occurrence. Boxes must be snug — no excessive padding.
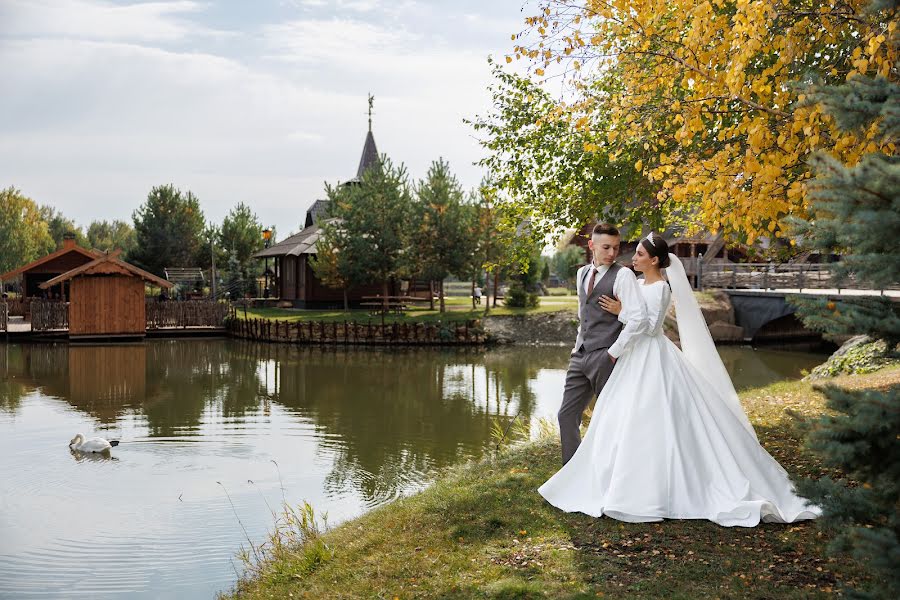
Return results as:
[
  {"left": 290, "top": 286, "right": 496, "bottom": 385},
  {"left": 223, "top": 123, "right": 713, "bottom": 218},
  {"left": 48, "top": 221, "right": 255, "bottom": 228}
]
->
[{"left": 220, "top": 472, "right": 333, "bottom": 597}]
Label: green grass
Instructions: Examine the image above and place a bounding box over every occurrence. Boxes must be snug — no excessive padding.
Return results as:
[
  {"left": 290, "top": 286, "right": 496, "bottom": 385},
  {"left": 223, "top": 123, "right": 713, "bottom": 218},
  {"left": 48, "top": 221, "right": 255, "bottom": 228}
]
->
[{"left": 226, "top": 366, "right": 900, "bottom": 600}]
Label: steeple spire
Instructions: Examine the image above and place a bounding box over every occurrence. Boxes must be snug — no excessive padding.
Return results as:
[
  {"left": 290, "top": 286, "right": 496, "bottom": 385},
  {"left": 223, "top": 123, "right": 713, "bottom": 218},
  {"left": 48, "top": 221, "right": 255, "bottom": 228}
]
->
[{"left": 356, "top": 94, "right": 379, "bottom": 178}]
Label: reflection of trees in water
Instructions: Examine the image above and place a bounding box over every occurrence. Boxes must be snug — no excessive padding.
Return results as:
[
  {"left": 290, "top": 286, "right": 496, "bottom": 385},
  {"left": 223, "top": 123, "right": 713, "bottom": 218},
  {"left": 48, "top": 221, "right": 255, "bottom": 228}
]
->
[
  {"left": 141, "top": 340, "right": 267, "bottom": 436},
  {"left": 0, "top": 340, "right": 568, "bottom": 507},
  {"left": 0, "top": 341, "right": 271, "bottom": 432},
  {"left": 717, "top": 347, "right": 824, "bottom": 391},
  {"left": 0, "top": 345, "right": 28, "bottom": 413},
  {"left": 0, "top": 343, "right": 72, "bottom": 415},
  {"left": 237, "top": 343, "right": 561, "bottom": 506}
]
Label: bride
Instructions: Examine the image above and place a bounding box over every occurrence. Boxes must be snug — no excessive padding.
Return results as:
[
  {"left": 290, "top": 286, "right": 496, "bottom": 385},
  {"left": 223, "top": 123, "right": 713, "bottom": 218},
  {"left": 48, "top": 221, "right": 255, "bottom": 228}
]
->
[{"left": 538, "top": 233, "right": 820, "bottom": 527}]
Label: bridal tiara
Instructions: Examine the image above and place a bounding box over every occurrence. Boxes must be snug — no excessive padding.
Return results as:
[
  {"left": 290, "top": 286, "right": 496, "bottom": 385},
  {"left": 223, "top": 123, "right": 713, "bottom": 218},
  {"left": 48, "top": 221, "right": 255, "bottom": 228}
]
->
[{"left": 644, "top": 232, "right": 657, "bottom": 247}]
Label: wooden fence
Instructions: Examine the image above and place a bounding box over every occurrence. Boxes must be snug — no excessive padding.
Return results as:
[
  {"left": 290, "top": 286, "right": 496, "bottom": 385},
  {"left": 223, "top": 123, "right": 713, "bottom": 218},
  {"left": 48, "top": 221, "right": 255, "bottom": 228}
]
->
[
  {"left": 146, "top": 300, "right": 229, "bottom": 329},
  {"left": 228, "top": 317, "right": 486, "bottom": 345},
  {"left": 30, "top": 300, "right": 69, "bottom": 331},
  {"left": 5, "top": 298, "right": 26, "bottom": 317}
]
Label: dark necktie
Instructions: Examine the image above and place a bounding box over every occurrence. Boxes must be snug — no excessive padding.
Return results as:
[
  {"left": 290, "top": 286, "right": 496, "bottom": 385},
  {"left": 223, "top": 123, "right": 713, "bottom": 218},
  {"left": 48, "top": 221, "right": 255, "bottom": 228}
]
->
[{"left": 587, "top": 267, "right": 598, "bottom": 296}]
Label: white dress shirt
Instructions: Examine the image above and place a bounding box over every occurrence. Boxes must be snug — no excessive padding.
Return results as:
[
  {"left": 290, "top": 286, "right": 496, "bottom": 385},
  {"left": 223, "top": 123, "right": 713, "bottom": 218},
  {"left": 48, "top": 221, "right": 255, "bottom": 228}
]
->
[{"left": 579, "top": 263, "right": 648, "bottom": 359}]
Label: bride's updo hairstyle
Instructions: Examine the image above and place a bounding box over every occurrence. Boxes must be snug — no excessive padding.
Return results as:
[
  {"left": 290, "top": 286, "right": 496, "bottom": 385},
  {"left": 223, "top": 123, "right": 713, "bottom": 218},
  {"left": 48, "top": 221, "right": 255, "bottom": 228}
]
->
[{"left": 640, "top": 233, "right": 671, "bottom": 268}]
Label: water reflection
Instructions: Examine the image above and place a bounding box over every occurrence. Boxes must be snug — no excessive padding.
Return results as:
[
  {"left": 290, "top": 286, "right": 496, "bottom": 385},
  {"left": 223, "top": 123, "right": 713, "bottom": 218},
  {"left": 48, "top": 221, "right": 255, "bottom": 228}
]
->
[
  {"left": 0, "top": 342, "right": 573, "bottom": 507},
  {"left": 0, "top": 340, "right": 826, "bottom": 599}
]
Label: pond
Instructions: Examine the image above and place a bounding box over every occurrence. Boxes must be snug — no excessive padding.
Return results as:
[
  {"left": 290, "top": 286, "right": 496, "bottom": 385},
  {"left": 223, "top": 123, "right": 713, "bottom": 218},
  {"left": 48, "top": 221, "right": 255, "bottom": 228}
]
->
[{"left": 0, "top": 340, "right": 826, "bottom": 599}]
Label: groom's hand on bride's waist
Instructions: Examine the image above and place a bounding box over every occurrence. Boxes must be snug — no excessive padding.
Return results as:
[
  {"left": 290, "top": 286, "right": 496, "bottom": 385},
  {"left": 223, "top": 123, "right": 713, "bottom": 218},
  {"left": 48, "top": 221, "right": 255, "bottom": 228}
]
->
[{"left": 608, "top": 352, "right": 616, "bottom": 363}]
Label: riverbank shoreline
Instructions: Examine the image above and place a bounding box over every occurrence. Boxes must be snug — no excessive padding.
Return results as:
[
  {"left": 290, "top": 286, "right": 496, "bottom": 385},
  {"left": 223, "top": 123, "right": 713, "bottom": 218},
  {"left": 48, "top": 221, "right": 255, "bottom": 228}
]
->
[{"left": 226, "top": 366, "right": 900, "bottom": 599}]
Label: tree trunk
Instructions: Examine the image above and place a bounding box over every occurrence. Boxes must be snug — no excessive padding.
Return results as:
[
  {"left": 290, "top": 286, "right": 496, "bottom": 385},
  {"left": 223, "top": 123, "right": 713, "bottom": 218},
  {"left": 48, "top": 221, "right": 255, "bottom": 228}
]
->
[
  {"left": 484, "top": 268, "right": 492, "bottom": 315},
  {"left": 439, "top": 279, "right": 445, "bottom": 313},
  {"left": 343, "top": 287, "right": 349, "bottom": 311},
  {"left": 493, "top": 270, "right": 500, "bottom": 308},
  {"left": 471, "top": 279, "right": 476, "bottom": 310},
  {"left": 429, "top": 280, "right": 435, "bottom": 311}
]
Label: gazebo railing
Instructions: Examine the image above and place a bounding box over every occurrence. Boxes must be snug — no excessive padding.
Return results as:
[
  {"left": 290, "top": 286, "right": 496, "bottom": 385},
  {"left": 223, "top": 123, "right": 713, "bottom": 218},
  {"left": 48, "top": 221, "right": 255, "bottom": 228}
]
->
[
  {"left": 146, "top": 300, "right": 229, "bottom": 329},
  {"left": 5, "top": 298, "right": 26, "bottom": 317},
  {"left": 31, "top": 300, "right": 69, "bottom": 331}
]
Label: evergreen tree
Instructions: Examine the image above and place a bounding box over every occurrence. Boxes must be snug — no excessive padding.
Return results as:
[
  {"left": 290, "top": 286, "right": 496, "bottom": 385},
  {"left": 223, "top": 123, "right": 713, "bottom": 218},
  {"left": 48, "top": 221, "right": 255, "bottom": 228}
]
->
[
  {"left": 315, "top": 155, "right": 413, "bottom": 310},
  {"left": 406, "top": 159, "right": 472, "bottom": 312},
  {"left": 131, "top": 184, "right": 208, "bottom": 276},
  {"left": 217, "top": 202, "right": 265, "bottom": 283},
  {"left": 540, "top": 260, "right": 551, "bottom": 286},
  {"left": 310, "top": 229, "right": 362, "bottom": 311},
  {"left": 789, "top": 3, "right": 899, "bottom": 596}
]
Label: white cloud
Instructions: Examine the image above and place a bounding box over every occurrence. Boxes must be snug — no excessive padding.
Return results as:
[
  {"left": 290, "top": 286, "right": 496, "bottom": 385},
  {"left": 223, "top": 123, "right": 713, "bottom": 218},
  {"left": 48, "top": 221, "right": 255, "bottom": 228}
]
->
[
  {"left": 1, "top": 0, "right": 231, "bottom": 43},
  {"left": 261, "top": 18, "right": 422, "bottom": 65},
  {"left": 0, "top": 0, "right": 525, "bottom": 230}
]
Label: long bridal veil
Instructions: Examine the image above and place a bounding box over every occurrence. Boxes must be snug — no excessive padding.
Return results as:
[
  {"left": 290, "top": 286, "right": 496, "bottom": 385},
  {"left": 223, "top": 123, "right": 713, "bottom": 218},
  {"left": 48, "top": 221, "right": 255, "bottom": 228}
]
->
[{"left": 665, "top": 253, "right": 758, "bottom": 440}]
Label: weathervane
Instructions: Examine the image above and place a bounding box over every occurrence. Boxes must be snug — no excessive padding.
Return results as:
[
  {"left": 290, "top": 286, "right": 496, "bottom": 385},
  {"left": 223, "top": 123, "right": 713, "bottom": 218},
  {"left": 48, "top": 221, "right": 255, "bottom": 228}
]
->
[{"left": 368, "top": 93, "right": 374, "bottom": 132}]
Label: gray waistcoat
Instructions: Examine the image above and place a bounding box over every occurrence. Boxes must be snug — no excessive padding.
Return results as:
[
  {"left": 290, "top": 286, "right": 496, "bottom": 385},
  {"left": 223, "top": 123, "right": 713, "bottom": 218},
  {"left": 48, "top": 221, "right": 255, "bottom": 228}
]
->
[{"left": 574, "top": 263, "right": 623, "bottom": 353}]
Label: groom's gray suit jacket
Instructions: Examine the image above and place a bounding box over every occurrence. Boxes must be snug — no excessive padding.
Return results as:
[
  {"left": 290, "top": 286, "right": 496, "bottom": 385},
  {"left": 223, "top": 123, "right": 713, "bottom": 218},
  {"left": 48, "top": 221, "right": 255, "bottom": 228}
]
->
[
  {"left": 558, "top": 262, "right": 625, "bottom": 464},
  {"left": 573, "top": 263, "right": 623, "bottom": 353}
]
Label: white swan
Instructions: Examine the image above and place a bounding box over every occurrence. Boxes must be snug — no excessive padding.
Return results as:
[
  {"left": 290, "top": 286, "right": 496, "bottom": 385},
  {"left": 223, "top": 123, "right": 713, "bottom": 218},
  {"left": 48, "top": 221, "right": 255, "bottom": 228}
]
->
[{"left": 69, "top": 433, "right": 119, "bottom": 453}]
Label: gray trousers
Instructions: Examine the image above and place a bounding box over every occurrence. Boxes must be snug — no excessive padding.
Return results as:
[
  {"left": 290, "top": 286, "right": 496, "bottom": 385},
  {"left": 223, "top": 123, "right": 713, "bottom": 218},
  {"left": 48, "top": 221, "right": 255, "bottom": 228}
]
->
[{"left": 558, "top": 346, "right": 616, "bottom": 465}]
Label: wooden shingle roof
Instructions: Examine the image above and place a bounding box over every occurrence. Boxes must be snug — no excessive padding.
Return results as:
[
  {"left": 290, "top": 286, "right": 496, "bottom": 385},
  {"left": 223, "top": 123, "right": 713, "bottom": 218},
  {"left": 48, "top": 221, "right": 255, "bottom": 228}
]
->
[{"left": 39, "top": 251, "right": 174, "bottom": 289}]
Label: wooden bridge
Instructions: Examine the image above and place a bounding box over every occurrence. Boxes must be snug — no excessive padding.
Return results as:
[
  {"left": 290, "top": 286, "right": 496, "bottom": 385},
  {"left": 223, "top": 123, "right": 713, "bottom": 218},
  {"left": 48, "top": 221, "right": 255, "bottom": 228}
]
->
[{"left": 690, "top": 260, "right": 899, "bottom": 342}]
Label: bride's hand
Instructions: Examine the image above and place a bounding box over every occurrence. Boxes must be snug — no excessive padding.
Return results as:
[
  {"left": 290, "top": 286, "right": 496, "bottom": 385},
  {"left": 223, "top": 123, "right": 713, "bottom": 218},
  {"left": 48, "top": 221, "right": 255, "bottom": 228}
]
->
[{"left": 598, "top": 295, "right": 621, "bottom": 315}]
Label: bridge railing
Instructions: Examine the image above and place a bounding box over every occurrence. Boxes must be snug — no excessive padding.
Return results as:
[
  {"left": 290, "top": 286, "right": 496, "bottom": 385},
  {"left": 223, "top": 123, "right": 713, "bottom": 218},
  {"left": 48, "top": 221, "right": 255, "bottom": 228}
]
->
[{"left": 697, "top": 262, "right": 896, "bottom": 292}]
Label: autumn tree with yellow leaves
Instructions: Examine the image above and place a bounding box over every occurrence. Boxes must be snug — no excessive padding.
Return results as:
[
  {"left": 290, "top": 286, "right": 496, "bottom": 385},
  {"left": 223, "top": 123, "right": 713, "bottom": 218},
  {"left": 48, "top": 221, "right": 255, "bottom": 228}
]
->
[{"left": 485, "top": 0, "right": 897, "bottom": 243}]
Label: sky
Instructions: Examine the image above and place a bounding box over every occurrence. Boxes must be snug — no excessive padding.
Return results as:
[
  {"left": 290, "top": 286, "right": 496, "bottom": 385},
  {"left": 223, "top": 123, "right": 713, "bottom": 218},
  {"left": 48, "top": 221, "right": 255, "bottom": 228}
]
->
[{"left": 0, "top": 0, "right": 528, "bottom": 237}]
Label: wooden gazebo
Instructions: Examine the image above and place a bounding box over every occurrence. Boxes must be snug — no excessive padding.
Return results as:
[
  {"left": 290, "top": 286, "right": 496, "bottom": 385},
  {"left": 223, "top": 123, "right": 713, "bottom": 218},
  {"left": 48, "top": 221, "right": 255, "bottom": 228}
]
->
[
  {"left": 40, "top": 251, "right": 174, "bottom": 339},
  {"left": 0, "top": 234, "right": 102, "bottom": 302}
]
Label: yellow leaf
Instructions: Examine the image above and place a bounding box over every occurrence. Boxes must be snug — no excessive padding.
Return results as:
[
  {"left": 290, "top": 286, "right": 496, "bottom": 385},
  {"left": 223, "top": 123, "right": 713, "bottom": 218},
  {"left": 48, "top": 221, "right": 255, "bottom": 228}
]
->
[
  {"left": 635, "top": 159, "right": 643, "bottom": 171},
  {"left": 505, "top": 56, "right": 512, "bottom": 64}
]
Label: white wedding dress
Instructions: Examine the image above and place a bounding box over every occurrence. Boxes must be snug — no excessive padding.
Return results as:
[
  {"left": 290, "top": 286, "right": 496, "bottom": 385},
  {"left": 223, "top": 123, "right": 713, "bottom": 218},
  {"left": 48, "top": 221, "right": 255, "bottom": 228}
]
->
[{"left": 539, "top": 255, "right": 821, "bottom": 527}]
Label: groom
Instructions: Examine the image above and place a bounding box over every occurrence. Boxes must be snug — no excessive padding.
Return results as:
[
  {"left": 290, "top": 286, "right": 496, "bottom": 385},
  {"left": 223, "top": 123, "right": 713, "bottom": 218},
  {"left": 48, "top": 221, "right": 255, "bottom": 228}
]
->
[{"left": 558, "top": 223, "right": 648, "bottom": 464}]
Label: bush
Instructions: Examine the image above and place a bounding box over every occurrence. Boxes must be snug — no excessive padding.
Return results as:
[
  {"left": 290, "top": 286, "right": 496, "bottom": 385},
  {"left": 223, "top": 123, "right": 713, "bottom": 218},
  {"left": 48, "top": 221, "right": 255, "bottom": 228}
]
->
[
  {"left": 806, "top": 336, "right": 896, "bottom": 380},
  {"left": 504, "top": 284, "right": 540, "bottom": 308}
]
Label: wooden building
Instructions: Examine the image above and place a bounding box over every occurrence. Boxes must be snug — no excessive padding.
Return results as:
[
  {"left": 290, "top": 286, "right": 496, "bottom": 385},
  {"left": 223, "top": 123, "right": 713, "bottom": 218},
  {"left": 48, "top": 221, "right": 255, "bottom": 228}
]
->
[
  {"left": 0, "top": 234, "right": 102, "bottom": 302},
  {"left": 255, "top": 125, "right": 429, "bottom": 308},
  {"left": 567, "top": 224, "right": 738, "bottom": 265},
  {"left": 39, "top": 251, "right": 174, "bottom": 339}
]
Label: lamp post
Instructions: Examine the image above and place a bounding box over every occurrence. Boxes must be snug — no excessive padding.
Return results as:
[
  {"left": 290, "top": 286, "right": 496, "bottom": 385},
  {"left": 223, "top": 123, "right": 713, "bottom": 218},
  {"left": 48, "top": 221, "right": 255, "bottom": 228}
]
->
[{"left": 262, "top": 228, "right": 272, "bottom": 298}]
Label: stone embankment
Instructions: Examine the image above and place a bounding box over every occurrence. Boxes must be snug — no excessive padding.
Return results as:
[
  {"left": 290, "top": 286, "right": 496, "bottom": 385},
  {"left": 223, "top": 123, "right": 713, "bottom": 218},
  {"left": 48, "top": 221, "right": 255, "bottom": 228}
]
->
[{"left": 484, "top": 291, "right": 745, "bottom": 345}]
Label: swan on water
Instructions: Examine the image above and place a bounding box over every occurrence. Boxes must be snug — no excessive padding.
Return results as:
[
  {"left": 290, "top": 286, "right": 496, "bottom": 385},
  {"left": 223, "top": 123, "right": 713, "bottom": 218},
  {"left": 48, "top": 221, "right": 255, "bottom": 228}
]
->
[{"left": 69, "top": 433, "right": 119, "bottom": 453}]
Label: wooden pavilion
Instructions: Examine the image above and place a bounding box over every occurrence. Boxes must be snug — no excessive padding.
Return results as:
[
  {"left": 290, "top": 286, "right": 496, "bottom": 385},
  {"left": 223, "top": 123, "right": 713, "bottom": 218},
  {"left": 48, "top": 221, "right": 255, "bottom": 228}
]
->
[
  {"left": 0, "top": 234, "right": 102, "bottom": 302},
  {"left": 39, "top": 251, "right": 174, "bottom": 339}
]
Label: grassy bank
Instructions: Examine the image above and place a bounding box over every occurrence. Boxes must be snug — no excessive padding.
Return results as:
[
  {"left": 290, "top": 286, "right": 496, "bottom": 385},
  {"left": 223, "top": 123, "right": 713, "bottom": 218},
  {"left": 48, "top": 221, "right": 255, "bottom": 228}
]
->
[
  {"left": 236, "top": 296, "right": 579, "bottom": 325},
  {"left": 228, "top": 366, "right": 900, "bottom": 599}
]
